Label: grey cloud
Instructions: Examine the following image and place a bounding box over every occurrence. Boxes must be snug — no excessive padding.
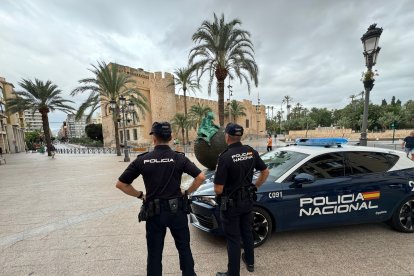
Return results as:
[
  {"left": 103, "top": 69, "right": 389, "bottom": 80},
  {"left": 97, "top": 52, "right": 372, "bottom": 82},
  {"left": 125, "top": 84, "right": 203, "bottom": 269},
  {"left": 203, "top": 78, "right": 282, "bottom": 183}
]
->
[{"left": 0, "top": 0, "right": 413, "bottom": 132}]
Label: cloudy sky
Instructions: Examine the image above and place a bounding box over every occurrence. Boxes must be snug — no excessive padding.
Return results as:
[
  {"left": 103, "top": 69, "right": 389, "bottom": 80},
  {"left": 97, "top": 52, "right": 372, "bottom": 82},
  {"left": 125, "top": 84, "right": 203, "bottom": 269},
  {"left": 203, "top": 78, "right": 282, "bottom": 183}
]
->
[{"left": 1, "top": 0, "right": 413, "bottom": 132}]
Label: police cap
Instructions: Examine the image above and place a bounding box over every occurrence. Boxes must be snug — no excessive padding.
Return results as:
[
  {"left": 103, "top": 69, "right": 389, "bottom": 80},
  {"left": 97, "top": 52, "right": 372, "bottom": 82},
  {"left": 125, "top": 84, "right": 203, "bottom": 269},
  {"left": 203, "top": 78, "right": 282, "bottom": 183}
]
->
[
  {"left": 149, "top": 121, "right": 172, "bottom": 137},
  {"left": 225, "top": 123, "right": 244, "bottom": 136}
]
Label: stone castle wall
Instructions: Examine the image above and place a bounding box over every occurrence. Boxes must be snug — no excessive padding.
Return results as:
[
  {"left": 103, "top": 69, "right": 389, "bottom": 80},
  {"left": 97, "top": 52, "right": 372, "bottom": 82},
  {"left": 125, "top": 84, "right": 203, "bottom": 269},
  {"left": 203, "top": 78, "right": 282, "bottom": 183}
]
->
[
  {"left": 102, "top": 64, "right": 267, "bottom": 147},
  {"left": 287, "top": 128, "right": 413, "bottom": 141}
]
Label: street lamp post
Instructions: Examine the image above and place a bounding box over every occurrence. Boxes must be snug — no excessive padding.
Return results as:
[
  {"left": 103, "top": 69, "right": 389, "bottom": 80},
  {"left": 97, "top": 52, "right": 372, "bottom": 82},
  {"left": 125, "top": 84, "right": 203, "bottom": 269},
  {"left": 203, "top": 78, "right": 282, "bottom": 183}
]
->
[
  {"left": 360, "top": 24, "right": 383, "bottom": 146},
  {"left": 110, "top": 96, "right": 134, "bottom": 162},
  {"left": 256, "top": 97, "right": 261, "bottom": 139},
  {"left": 255, "top": 105, "right": 259, "bottom": 139},
  {"left": 271, "top": 106, "right": 274, "bottom": 134},
  {"left": 227, "top": 83, "right": 232, "bottom": 122}
]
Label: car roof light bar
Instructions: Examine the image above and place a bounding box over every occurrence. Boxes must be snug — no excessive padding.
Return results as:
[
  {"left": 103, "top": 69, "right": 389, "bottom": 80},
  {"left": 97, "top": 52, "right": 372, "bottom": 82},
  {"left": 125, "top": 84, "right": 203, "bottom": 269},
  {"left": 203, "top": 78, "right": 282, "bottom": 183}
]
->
[{"left": 294, "top": 138, "right": 348, "bottom": 148}]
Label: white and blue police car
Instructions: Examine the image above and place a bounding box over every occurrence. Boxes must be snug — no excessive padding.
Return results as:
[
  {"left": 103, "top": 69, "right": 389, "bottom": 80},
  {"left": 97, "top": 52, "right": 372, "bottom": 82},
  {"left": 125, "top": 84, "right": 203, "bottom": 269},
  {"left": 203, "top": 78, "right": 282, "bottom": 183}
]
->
[{"left": 189, "top": 138, "right": 414, "bottom": 247}]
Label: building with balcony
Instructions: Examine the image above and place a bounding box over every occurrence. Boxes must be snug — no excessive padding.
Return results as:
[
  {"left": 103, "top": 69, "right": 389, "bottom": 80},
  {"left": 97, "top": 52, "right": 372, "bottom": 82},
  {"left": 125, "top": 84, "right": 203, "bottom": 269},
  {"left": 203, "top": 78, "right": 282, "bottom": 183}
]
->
[
  {"left": 0, "top": 94, "right": 9, "bottom": 154},
  {"left": 23, "top": 110, "right": 43, "bottom": 132},
  {"left": 0, "top": 77, "right": 26, "bottom": 153},
  {"left": 66, "top": 114, "right": 87, "bottom": 138}
]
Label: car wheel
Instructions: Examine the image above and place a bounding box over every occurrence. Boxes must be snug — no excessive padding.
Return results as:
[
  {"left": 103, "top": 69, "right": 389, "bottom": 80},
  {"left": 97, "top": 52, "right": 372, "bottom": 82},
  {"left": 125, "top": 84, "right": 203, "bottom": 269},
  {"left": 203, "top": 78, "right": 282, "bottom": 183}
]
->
[
  {"left": 252, "top": 206, "right": 273, "bottom": 247},
  {"left": 391, "top": 196, "right": 414, "bottom": 233}
]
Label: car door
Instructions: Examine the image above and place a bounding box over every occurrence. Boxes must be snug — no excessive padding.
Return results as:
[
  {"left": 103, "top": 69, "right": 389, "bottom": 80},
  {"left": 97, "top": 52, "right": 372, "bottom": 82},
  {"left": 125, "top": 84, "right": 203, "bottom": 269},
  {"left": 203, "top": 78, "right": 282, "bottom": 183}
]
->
[
  {"left": 343, "top": 151, "right": 404, "bottom": 223},
  {"left": 279, "top": 152, "right": 355, "bottom": 231}
]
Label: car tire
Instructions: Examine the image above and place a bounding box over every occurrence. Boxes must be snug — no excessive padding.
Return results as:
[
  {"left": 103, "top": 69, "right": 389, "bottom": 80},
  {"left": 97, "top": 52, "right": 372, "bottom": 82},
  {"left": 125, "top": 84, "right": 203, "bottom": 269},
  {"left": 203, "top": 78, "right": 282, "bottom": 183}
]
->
[
  {"left": 252, "top": 206, "right": 273, "bottom": 247},
  {"left": 391, "top": 196, "right": 414, "bottom": 233}
]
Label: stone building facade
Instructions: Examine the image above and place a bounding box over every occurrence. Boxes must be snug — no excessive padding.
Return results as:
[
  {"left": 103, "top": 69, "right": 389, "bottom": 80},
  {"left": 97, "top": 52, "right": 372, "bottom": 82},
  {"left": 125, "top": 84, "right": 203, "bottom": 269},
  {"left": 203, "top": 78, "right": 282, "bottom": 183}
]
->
[
  {"left": 66, "top": 114, "right": 87, "bottom": 138},
  {"left": 0, "top": 77, "right": 26, "bottom": 153},
  {"left": 102, "top": 64, "right": 266, "bottom": 147},
  {"left": 23, "top": 110, "right": 43, "bottom": 132}
]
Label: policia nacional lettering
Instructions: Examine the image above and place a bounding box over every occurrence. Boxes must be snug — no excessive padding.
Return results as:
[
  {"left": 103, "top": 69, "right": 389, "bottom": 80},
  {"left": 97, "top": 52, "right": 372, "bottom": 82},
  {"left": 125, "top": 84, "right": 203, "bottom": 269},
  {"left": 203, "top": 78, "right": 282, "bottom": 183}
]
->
[
  {"left": 231, "top": 151, "right": 254, "bottom": 162},
  {"left": 299, "top": 191, "right": 380, "bottom": 217}
]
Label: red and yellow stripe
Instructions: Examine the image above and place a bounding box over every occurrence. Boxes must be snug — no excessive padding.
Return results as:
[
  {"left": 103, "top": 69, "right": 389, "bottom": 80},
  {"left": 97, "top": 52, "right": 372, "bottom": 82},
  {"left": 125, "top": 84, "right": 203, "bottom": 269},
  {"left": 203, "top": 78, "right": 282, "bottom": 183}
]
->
[{"left": 362, "top": 191, "right": 380, "bottom": 200}]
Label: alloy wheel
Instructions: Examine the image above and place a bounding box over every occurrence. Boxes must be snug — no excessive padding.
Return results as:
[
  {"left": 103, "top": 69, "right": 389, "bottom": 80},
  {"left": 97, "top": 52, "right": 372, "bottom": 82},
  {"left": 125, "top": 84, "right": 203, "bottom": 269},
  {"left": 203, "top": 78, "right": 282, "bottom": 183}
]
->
[
  {"left": 252, "top": 211, "right": 269, "bottom": 245},
  {"left": 399, "top": 199, "right": 414, "bottom": 231}
]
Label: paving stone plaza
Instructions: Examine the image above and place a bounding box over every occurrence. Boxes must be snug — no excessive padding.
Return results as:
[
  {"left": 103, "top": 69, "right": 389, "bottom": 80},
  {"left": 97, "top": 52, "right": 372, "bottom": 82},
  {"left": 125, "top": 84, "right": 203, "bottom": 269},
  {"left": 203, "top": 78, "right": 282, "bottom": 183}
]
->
[{"left": 0, "top": 151, "right": 413, "bottom": 275}]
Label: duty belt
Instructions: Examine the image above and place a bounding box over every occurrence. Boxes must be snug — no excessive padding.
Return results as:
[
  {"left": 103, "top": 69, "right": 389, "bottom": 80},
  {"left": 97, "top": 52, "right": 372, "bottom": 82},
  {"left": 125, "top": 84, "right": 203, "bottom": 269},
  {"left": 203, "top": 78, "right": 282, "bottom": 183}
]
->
[
  {"left": 219, "top": 185, "right": 256, "bottom": 211},
  {"left": 144, "top": 197, "right": 190, "bottom": 217}
]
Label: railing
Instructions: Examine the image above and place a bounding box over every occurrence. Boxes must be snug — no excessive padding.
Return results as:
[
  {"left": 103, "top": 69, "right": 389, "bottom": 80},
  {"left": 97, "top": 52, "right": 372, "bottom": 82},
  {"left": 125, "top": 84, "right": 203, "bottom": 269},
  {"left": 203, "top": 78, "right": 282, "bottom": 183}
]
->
[
  {"left": 56, "top": 148, "right": 117, "bottom": 154},
  {"left": 55, "top": 146, "right": 196, "bottom": 155},
  {"left": 55, "top": 144, "right": 274, "bottom": 156},
  {"left": 370, "top": 143, "right": 402, "bottom": 151}
]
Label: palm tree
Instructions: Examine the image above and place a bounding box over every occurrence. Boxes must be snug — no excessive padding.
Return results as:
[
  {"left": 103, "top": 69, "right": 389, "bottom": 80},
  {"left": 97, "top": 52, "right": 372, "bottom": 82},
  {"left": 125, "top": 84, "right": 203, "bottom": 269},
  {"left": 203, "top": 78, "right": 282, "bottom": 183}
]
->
[
  {"left": 71, "top": 61, "right": 149, "bottom": 156},
  {"left": 6, "top": 79, "right": 74, "bottom": 156},
  {"left": 189, "top": 13, "right": 258, "bottom": 127},
  {"left": 171, "top": 113, "right": 191, "bottom": 145},
  {"left": 282, "top": 96, "right": 293, "bottom": 120},
  {"left": 276, "top": 110, "right": 284, "bottom": 133},
  {"left": 171, "top": 66, "right": 200, "bottom": 144},
  {"left": 189, "top": 103, "right": 212, "bottom": 130},
  {"left": 291, "top": 102, "right": 302, "bottom": 119},
  {"left": 224, "top": 100, "right": 247, "bottom": 123}
]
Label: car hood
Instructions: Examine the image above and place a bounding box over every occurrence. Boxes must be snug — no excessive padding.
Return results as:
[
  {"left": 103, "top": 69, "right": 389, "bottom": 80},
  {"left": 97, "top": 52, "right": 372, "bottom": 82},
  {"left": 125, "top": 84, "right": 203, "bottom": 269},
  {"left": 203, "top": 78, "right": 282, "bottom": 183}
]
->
[{"left": 191, "top": 170, "right": 277, "bottom": 196}]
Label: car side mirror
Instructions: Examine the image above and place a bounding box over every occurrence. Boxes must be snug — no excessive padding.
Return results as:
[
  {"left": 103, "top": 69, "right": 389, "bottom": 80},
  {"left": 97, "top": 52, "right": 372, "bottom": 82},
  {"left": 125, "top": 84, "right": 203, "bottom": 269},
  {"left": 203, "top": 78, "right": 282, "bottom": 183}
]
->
[{"left": 292, "top": 173, "right": 315, "bottom": 187}]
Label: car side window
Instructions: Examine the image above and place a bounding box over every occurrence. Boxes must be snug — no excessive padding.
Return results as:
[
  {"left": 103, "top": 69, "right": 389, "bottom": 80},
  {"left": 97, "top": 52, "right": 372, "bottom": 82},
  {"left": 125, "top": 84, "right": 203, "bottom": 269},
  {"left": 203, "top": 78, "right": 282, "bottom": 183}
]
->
[
  {"left": 288, "top": 152, "right": 346, "bottom": 181},
  {"left": 384, "top": 153, "right": 399, "bottom": 168},
  {"left": 345, "top": 152, "right": 393, "bottom": 175}
]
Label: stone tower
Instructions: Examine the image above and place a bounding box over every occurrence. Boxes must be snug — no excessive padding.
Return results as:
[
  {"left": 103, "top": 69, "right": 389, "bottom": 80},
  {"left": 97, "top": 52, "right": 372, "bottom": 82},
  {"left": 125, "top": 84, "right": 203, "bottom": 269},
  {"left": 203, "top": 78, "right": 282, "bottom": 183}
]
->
[{"left": 149, "top": 72, "right": 176, "bottom": 122}]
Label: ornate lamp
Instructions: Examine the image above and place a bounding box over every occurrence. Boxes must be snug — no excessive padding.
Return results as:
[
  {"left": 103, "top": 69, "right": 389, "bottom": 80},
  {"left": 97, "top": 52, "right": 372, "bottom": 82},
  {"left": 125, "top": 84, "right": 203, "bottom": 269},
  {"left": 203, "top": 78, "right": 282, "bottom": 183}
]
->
[
  {"left": 359, "top": 24, "right": 383, "bottom": 146},
  {"left": 361, "top": 24, "right": 383, "bottom": 69}
]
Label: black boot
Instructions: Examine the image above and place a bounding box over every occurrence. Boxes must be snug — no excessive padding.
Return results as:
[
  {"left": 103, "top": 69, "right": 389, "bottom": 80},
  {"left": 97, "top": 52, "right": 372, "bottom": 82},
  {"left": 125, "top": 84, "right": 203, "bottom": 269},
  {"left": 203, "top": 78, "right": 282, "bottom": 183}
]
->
[{"left": 242, "top": 252, "right": 254, "bottom": 272}]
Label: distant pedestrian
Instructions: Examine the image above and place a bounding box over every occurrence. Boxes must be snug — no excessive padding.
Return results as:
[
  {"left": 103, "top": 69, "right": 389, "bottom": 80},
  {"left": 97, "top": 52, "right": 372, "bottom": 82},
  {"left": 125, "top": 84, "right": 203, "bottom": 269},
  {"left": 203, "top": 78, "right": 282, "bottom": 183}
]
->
[
  {"left": 173, "top": 138, "right": 180, "bottom": 145},
  {"left": 0, "top": 147, "right": 2, "bottom": 157},
  {"left": 48, "top": 144, "right": 56, "bottom": 158},
  {"left": 402, "top": 130, "right": 414, "bottom": 160},
  {"left": 266, "top": 135, "right": 273, "bottom": 152}
]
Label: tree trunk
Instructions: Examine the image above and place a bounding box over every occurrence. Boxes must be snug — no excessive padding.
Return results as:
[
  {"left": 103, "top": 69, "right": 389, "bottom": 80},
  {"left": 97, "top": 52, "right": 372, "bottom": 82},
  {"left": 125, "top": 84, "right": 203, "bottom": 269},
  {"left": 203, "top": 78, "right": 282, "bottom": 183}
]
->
[
  {"left": 39, "top": 108, "right": 52, "bottom": 156},
  {"left": 181, "top": 128, "right": 185, "bottom": 146},
  {"left": 215, "top": 68, "right": 228, "bottom": 127},
  {"left": 183, "top": 87, "right": 189, "bottom": 145},
  {"left": 114, "top": 119, "right": 121, "bottom": 156}
]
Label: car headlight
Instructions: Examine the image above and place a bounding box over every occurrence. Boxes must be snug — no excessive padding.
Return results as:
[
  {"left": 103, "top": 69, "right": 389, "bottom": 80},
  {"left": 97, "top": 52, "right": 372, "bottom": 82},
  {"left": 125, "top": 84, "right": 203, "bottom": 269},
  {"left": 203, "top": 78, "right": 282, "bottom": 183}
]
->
[{"left": 195, "top": 196, "right": 217, "bottom": 206}]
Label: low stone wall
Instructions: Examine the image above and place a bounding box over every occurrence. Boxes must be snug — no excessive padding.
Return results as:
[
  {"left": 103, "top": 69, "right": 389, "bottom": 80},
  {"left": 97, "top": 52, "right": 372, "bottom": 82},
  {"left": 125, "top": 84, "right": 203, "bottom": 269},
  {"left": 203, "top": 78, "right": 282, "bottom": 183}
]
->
[{"left": 287, "top": 129, "right": 412, "bottom": 141}]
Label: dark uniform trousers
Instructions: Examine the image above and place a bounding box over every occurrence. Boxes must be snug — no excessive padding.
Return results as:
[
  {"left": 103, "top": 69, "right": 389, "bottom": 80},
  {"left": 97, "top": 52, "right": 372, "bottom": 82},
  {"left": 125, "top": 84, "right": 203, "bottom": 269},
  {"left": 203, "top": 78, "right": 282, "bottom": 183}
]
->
[
  {"left": 220, "top": 200, "right": 254, "bottom": 276},
  {"left": 146, "top": 200, "right": 195, "bottom": 276}
]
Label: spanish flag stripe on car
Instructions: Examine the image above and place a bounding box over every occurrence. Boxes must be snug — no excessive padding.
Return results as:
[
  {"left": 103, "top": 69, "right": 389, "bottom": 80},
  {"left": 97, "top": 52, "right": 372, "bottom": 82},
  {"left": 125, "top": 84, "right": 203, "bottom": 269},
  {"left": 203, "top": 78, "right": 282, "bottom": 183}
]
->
[{"left": 362, "top": 191, "right": 380, "bottom": 200}]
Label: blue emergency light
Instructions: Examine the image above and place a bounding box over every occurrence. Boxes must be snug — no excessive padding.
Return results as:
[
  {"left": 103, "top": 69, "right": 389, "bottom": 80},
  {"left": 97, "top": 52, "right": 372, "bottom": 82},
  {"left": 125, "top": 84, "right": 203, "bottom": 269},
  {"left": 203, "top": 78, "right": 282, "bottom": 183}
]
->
[{"left": 295, "top": 137, "right": 348, "bottom": 147}]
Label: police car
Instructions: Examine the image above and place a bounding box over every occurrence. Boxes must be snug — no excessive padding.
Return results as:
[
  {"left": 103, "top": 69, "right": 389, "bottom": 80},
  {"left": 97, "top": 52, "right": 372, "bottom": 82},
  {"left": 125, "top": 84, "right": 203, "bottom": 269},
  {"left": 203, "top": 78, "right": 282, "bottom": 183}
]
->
[{"left": 189, "top": 138, "right": 414, "bottom": 247}]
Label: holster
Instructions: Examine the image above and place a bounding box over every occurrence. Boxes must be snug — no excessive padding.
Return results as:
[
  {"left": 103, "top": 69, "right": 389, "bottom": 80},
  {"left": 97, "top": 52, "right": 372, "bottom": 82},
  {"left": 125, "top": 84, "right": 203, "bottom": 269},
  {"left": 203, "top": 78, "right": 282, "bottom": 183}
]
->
[
  {"left": 182, "top": 191, "right": 192, "bottom": 214},
  {"left": 219, "top": 196, "right": 234, "bottom": 211},
  {"left": 247, "top": 185, "right": 258, "bottom": 201},
  {"left": 138, "top": 203, "right": 148, "bottom": 222},
  {"left": 137, "top": 199, "right": 160, "bottom": 223}
]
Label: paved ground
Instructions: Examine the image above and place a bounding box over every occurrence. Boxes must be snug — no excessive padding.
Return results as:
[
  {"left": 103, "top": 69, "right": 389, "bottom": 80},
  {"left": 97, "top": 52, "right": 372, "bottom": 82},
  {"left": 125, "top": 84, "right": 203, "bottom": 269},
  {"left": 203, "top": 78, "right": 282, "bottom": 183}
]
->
[{"left": 0, "top": 151, "right": 413, "bottom": 276}]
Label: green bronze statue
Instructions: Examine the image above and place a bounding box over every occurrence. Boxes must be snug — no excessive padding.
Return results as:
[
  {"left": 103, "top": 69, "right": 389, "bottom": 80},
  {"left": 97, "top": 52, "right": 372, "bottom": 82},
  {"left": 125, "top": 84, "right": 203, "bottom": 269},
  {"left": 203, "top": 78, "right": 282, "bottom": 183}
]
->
[
  {"left": 194, "top": 111, "right": 226, "bottom": 170},
  {"left": 197, "top": 111, "right": 220, "bottom": 145}
]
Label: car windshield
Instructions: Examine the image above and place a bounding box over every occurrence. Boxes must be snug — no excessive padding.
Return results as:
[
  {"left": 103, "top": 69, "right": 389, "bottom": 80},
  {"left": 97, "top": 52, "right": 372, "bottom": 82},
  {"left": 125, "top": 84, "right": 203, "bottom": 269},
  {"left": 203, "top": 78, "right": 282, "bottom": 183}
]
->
[{"left": 260, "top": 150, "right": 309, "bottom": 179}]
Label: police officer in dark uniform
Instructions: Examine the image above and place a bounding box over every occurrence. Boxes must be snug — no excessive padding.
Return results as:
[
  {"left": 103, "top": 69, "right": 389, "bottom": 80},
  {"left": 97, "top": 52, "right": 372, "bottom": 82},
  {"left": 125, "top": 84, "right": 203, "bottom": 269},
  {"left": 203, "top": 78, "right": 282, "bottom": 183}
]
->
[
  {"left": 214, "top": 123, "right": 269, "bottom": 276},
  {"left": 116, "top": 121, "right": 205, "bottom": 276}
]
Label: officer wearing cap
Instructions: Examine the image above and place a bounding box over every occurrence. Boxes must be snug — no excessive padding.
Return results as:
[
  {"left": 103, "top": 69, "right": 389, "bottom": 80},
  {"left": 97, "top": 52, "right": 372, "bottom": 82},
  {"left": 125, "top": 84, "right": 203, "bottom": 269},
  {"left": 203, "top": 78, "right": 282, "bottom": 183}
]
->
[
  {"left": 214, "top": 123, "right": 269, "bottom": 276},
  {"left": 116, "top": 121, "right": 205, "bottom": 276}
]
